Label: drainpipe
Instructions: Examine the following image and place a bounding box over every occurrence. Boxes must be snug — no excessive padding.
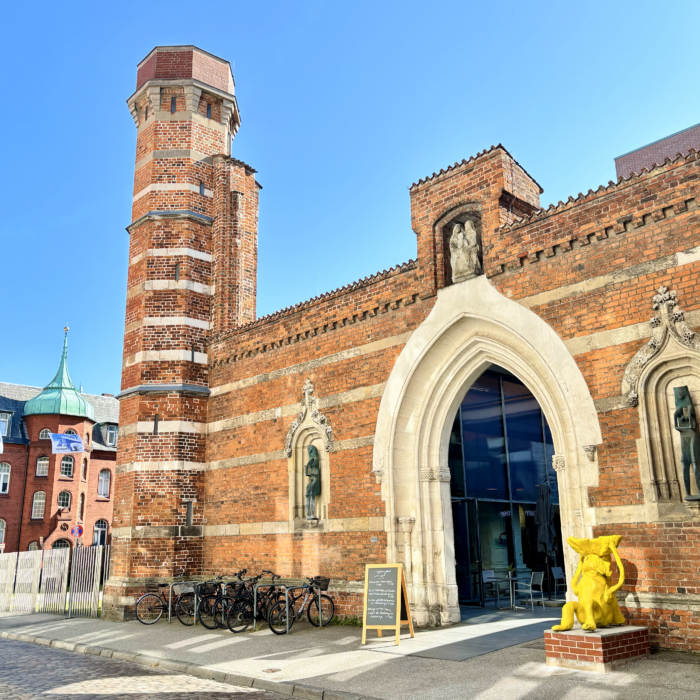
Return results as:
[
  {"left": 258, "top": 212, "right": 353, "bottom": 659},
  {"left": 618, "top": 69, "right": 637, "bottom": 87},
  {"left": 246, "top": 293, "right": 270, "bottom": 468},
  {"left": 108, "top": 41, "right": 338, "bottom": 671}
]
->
[{"left": 16, "top": 442, "right": 30, "bottom": 552}]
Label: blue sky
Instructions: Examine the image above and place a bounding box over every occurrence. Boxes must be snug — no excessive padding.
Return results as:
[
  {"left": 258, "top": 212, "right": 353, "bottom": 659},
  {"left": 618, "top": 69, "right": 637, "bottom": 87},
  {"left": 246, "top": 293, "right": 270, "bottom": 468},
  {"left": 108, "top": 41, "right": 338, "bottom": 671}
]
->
[{"left": 1, "top": 1, "right": 698, "bottom": 395}]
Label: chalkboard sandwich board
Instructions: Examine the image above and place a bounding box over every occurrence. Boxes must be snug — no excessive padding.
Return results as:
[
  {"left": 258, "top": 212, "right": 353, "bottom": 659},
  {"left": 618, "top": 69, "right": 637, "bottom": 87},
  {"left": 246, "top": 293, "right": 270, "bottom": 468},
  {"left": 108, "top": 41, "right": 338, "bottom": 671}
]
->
[{"left": 361, "top": 563, "right": 414, "bottom": 645}]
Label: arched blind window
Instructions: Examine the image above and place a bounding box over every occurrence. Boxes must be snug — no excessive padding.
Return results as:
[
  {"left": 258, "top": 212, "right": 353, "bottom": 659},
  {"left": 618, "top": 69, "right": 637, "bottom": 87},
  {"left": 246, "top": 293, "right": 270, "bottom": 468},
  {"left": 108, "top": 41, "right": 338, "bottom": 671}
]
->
[
  {"left": 98, "top": 470, "right": 111, "bottom": 498},
  {"left": 0, "top": 463, "right": 9, "bottom": 494},
  {"left": 36, "top": 456, "right": 50, "bottom": 477},
  {"left": 31, "top": 492, "right": 46, "bottom": 519}
]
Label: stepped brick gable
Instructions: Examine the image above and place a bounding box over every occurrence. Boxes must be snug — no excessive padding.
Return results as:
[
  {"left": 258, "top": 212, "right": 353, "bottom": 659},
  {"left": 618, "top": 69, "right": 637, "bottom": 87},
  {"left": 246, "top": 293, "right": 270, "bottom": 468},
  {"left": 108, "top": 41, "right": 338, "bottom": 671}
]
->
[{"left": 105, "top": 46, "right": 700, "bottom": 652}]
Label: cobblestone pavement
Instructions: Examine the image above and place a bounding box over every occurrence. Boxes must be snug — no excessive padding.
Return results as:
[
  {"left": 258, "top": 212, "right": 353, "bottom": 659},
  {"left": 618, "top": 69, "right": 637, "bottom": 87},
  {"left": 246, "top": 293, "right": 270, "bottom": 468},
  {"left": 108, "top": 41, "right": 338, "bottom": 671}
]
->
[{"left": 0, "top": 639, "right": 283, "bottom": 700}]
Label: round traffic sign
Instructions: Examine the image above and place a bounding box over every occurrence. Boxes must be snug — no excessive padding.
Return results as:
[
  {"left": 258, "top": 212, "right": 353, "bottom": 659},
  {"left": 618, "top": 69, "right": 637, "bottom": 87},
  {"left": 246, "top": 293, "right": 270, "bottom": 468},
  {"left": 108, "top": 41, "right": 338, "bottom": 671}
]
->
[{"left": 71, "top": 525, "right": 83, "bottom": 538}]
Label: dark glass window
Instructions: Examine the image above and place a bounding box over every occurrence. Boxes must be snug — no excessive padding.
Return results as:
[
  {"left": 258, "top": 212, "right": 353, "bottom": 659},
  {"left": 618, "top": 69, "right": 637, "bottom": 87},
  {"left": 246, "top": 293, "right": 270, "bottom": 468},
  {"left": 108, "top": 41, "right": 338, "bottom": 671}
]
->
[
  {"left": 461, "top": 373, "right": 508, "bottom": 499},
  {"left": 171, "top": 96, "right": 177, "bottom": 113},
  {"left": 503, "top": 377, "right": 545, "bottom": 502},
  {"left": 449, "top": 415, "right": 465, "bottom": 498},
  {"left": 206, "top": 104, "right": 212, "bottom": 119}
]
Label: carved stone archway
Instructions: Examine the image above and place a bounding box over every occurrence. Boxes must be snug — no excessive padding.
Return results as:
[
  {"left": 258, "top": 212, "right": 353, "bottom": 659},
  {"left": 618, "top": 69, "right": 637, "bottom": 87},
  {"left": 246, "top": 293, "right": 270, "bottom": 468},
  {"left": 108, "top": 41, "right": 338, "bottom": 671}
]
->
[{"left": 372, "top": 276, "right": 602, "bottom": 625}]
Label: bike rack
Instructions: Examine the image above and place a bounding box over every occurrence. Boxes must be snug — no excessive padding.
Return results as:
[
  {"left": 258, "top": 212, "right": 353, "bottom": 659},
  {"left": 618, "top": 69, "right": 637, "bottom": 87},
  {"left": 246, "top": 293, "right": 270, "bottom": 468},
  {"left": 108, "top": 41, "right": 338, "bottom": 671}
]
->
[
  {"left": 279, "top": 585, "right": 324, "bottom": 634},
  {"left": 167, "top": 580, "right": 199, "bottom": 623}
]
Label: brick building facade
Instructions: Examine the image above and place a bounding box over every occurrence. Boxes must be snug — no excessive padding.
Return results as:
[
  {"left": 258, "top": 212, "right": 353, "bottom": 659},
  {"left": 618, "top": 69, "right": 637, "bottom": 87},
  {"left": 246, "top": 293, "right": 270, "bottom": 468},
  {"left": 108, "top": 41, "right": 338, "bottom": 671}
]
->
[
  {"left": 0, "top": 334, "right": 119, "bottom": 553},
  {"left": 106, "top": 45, "right": 700, "bottom": 651}
]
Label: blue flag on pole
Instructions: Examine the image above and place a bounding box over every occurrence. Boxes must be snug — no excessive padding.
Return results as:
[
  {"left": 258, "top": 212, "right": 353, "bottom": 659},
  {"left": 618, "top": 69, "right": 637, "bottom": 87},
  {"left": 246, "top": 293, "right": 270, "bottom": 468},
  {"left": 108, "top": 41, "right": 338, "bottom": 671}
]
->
[{"left": 51, "top": 433, "right": 84, "bottom": 454}]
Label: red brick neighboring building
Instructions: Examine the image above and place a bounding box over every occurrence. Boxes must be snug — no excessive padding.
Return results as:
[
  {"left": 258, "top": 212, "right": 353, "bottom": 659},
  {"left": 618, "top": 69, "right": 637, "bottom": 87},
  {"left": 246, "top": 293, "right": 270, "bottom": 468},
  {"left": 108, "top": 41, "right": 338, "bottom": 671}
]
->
[
  {"left": 106, "top": 45, "right": 700, "bottom": 651},
  {"left": 0, "top": 333, "right": 119, "bottom": 552},
  {"left": 615, "top": 122, "right": 700, "bottom": 179}
]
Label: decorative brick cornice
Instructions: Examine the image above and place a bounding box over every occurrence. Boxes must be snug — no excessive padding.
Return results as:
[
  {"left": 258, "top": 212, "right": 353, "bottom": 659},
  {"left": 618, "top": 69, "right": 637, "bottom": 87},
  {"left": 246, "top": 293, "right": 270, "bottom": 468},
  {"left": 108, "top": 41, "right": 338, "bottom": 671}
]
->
[
  {"left": 126, "top": 210, "right": 214, "bottom": 234},
  {"left": 117, "top": 383, "right": 211, "bottom": 399},
  {"left": 409, "top": 144, "right": 543, "bottom": 194},
  {"left": 209, "top": 260, "right": 419, "bottom": 366}
]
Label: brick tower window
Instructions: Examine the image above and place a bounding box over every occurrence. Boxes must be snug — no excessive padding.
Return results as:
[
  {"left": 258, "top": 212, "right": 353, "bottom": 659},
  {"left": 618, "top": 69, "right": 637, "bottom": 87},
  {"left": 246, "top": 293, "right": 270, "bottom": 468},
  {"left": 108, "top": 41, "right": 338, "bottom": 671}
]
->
[
  {"left": 36, "top": 456, "right": 49, "bottom": 477},
  {"left": 98, "top": 470, "right": 111, "bottom": 498},
  {"left": 207, "top": 104, "right": 212, "bottom": 119},
  {"left": 0, "top": 463, "right": 9, "bottom": 494},
  {"left": 39, "top": 429, "right": 51, "bottom": 440},
  {"left": 0, "top": 519, "right": 5, "bottom": 545},
  {"left": 171, "top": 96, "right": 176, "bottom": 113},
  {"left": 57, "top": 491, "right": 71, "bottom": 509},
  {"left": 60, "top": 456, "right": 73, "bottom": 478},
  {"left": 31, "top": 492, "right": 46, "bottom": 519}
]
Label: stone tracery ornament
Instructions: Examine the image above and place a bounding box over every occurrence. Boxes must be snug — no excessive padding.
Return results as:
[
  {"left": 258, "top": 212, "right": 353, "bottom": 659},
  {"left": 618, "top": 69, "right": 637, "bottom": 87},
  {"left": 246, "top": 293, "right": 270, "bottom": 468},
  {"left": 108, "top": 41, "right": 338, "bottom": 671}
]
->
[
  {"left": 552, "top": 455, "right": 566, "bottom": 472},
  {"left": 420, "top": 467, "right": 451, "bottom": 482},
  {"left": 621, "top": 287, "right": 700, "bottom": 407},
  {"left": 449, "top": 220, "right": 482, "bottom": 283},
  {"left": 284, "top": 379, "right": 334, "bottom": 457}
]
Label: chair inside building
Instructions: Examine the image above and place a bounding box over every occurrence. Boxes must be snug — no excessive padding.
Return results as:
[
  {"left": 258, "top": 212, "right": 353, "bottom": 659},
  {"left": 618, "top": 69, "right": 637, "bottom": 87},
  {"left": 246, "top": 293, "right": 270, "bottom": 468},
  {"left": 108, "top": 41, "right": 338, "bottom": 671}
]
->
[{"left": 449, "top": 365, "right": 564, "bottom": 607}]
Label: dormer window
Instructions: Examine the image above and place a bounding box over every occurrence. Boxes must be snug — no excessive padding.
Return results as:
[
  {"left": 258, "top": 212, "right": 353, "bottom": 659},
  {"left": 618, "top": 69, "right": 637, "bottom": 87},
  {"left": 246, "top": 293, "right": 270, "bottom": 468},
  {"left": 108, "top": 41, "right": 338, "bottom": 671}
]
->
[
  {"left": 0, "top": 413, "right": 10, "bottom": 437},
  {"left": 106, "top": 425, "right": 117, "bottom": 447}
]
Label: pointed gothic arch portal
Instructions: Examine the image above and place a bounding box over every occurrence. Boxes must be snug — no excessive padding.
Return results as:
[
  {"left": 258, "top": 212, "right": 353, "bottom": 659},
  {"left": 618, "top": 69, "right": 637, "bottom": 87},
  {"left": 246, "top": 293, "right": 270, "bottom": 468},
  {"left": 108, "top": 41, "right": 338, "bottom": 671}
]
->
[{"left": 373, "top": 276, "right": 602, "bottom": 626}]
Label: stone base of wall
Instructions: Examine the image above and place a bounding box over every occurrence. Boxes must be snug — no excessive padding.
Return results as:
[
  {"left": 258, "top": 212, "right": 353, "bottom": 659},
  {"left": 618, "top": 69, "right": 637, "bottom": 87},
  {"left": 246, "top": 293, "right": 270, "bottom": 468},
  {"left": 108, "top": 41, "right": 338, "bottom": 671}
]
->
[{"left": 545, "top": 626, "right": 650, "bottom": 673}]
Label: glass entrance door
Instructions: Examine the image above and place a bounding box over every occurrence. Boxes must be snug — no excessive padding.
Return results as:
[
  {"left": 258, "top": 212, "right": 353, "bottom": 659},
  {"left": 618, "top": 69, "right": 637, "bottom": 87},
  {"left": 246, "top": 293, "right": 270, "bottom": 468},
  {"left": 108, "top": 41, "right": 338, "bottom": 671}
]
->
[
  {"left": 448, "top": 364, "right": 563, "bottom": 606},
  {"left": 452, "top": 500, "right": 482, "bottom": 605}
]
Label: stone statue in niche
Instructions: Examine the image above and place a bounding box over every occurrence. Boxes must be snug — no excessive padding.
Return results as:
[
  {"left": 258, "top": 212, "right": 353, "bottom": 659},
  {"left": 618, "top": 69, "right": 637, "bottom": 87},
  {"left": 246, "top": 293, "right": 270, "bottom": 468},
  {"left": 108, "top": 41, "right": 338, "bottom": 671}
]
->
[
  {"left": 673, "top": 386, "right": 700, "bottom": 501},
  {"left": 449, "top": 220, "right": 481, "bottom": 284},
  {"left": 304, "top": 444, "right": 321, "bottom": 519}
]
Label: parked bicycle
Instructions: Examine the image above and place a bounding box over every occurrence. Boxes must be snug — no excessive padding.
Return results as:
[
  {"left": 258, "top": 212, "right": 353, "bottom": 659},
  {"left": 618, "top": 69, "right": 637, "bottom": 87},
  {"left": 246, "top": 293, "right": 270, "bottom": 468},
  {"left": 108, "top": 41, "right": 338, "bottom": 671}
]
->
[
  {"left": 267, "top": 575, "right": 334, "bottom": 635},
  {"left": 135, "top": 569, "right": 195, "bottom": 625},
  {"left": 226, "top": 569, "right": 282, "bottom": 633}
]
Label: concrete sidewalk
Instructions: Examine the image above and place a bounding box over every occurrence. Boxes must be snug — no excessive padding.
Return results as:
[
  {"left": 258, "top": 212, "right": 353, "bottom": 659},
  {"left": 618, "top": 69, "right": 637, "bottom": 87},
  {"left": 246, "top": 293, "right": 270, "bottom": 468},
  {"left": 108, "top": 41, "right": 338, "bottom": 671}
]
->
[{"left": 1, "top": 609, "right": 698, "bottom": 700}]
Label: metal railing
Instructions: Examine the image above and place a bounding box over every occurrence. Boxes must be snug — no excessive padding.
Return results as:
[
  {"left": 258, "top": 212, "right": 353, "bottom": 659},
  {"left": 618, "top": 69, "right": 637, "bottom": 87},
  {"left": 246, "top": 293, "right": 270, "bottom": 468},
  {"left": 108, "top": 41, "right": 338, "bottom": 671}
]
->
[
  {"left": 38, "top": 548, "right": 70, "bottom": 614},
  {"left": 0, "top": 545, "right": 111, "bottom": 616}
]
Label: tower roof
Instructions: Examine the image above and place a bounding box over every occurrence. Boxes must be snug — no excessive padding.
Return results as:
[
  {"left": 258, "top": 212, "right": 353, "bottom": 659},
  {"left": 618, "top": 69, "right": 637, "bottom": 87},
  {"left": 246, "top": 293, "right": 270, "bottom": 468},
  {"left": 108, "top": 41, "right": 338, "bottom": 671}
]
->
[{"left": 23, "top": 329, "right": 95, "bottom": 420}]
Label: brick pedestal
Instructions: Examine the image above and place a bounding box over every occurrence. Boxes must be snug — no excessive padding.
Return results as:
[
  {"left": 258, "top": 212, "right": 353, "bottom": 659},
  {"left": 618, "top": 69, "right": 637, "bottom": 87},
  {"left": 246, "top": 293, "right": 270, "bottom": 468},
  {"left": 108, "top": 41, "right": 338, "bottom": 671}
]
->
[{"left": 545, "top": 626, "right": 650, "bottom": 673}]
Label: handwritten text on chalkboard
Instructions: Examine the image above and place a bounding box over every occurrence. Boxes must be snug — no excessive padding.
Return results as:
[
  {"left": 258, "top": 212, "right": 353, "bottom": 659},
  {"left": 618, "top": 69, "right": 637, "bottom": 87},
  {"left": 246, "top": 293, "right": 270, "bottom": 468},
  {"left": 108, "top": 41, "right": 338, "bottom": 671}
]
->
[{"left": 365, "top": 566, "right": 399, "bottom": 626}]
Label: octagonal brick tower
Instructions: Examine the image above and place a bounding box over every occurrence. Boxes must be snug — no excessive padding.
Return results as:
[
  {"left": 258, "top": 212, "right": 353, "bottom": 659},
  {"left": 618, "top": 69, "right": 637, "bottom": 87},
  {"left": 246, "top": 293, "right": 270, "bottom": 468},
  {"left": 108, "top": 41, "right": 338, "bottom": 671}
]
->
[{"left": 104, "top": 46, "right": 259, "bottom": 619}]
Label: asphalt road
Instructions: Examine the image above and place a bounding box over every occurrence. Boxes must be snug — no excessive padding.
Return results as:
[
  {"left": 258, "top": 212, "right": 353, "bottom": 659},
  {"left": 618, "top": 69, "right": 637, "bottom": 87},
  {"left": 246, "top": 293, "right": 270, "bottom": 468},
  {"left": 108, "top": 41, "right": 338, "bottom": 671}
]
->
[{"left": 0, "top": 638, "right": 284, "bottom": 700}]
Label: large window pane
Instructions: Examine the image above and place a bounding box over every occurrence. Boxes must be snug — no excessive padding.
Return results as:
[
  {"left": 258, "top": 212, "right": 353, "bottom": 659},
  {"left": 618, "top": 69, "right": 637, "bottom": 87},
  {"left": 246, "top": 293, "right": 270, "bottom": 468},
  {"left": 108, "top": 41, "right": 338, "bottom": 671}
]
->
[
  {"left": 448, "top": 414, "right": 465, "bottom": 498},
  {"left": 477, "top": 501, "right": 513, "bottom": 579},
  {"left": 544, "top": 421, "right": 558, "bottom": 504},
  {"left": 502, "top": 377, "right": 546, "bottom": 502},
  {"left": 511, "top": 503, "right": 539, "bottom": 577},
  {"left": 461, "top": 373, "right": 508, "bottom": 499}
]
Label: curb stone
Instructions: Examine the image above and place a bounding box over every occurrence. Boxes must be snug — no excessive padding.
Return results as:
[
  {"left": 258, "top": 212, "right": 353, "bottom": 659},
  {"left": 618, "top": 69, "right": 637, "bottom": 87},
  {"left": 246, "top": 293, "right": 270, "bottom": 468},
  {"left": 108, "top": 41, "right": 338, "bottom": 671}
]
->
[{"left": 0, "top": 630, "right": 385, "bottom": 699}]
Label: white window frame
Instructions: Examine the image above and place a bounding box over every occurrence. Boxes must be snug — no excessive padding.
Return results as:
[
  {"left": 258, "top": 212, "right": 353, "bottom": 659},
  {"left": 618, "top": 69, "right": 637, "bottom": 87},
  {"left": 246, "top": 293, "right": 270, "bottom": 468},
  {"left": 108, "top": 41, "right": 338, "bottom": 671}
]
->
[
  {"left": 64, "top": 429, "right": 77, "bottom": 435},
  {"left": 60, "top": 456, "right": 73, "bottom": 478},
  {"left": 28, "top": 541, "right": 39, "bottom": 551},
  {"left": 52, "top": 539, "right": 70, "bottom": 549},
  {"left": 0, "top": 518, "right": 5, "bottom": 545},
  {"left": 0, "top": 463, "right": 9, "bottom": 495},
  {"left": 31, "top": 492, "right": 46, "bottom": 519},
  {"left": 57, "top": 491, "right": 71, "bottom": 509},
  {"left": 98, "top": 470, "right": 111, "bottom": 498},
  {"left": 0, "top": 413, "right": 10, "bottom": 437},
  {"left": 36, "top": 456, "right": 50, "bottom": 477},
  {"left": 93, "top": 519, "right": 108, "bottom": 545},
  {"left": 106, "top": 425, "right": 117, "bottom": 447},
  {"left": 39, "top": 429, "right": 51, "bottom": 440}
]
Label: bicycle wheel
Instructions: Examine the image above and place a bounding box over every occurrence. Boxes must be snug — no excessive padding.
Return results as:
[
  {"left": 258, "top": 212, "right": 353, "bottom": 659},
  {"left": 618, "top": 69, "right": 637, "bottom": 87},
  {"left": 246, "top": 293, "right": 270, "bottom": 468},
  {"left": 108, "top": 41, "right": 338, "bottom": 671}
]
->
[
  {"left": 226, "top": 599, "right": 254, "bottom": 634},
  {"left": 176, "top": 593, "right": 195, "bottom": 626},
  {"left": 135, "top": 593, "right": 164, "bottom": 625},
  {"left": 308, "top": 594, "right": 335, "bottom": 627},
  {"left": 214, "top": 596, "right": 233, "bottom": 629},
  {"left": 268, "top": 600, "right": 295, "bottom": 635},
  {"left": 198, "top": 595, "right": 219, "bottom": 629}
]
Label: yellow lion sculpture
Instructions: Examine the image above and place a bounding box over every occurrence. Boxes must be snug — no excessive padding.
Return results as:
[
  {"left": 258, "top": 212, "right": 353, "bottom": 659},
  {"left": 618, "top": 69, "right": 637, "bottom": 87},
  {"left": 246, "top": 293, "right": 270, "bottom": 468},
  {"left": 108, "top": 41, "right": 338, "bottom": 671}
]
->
[{"left": 552, "top": 535, "right": 626, "bottom": 632}]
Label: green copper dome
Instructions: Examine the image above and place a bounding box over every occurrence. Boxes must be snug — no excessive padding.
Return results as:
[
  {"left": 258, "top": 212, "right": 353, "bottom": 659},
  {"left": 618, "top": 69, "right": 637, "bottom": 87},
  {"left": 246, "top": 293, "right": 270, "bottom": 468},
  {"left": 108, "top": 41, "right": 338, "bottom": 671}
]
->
[{"left": 24, "top": 331, "right": 95, "bottom": 420}]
